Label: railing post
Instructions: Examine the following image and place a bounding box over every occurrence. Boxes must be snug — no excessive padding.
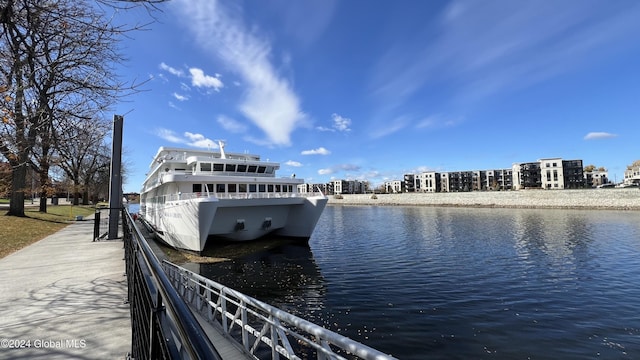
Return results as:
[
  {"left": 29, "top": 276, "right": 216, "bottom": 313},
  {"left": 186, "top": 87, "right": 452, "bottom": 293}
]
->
[
  {"left": 271, "top": 316, "right": 279, "bottom": 360},
  {"left": 93, "top": 210, "right": 100, "bottom": 241},
  {"left": 221, "top": 293, "right": 228, "bottom": 333},
  {"left": 241, "top": 303, "right": 249, "bottom": 350}
]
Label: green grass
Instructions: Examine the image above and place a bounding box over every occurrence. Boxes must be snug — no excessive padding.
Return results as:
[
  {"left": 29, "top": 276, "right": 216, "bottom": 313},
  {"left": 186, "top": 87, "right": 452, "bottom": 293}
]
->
[{"left": 0, "top": 205, "right": 96, "bottom": 259}]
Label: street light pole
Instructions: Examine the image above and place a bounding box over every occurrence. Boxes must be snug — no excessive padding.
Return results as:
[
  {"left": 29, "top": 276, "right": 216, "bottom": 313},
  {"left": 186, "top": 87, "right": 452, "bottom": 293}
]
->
[{"left": 108, "top": 115, "right": 123, "bottom": 239}]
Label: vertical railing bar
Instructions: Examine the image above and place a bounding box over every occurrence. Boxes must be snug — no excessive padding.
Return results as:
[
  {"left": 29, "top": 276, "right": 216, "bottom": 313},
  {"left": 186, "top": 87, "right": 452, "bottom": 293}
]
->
[
  {"left": 271, "top": 316, "right": 279, "bottom": 360},
  {"left": 241, "top": 302, "right": 249, "bottom": 352}
]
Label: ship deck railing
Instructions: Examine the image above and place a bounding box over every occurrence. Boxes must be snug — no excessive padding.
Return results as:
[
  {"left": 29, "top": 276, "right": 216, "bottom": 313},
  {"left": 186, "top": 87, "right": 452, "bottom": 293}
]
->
[
  {"left": 155, "top": 191, "right": 326, "bottom": 202},
  {"left": 163, "top": 261, "right": 397, "bottom": 360}
]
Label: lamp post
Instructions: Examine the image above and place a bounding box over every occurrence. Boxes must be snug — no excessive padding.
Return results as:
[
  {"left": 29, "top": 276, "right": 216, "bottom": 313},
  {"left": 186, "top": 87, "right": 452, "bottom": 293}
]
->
[{"left": 108, "top": 115, "right": 123, "bottom": 240}]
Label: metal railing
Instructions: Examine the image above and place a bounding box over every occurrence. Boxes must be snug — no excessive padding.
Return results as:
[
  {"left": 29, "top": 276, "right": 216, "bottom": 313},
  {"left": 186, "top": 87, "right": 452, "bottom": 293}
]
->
[
  {"left": 122, "top": 209, "right": 222, "bottom": 360},
  {"left": 148, "top": 191, "right": 325, "bottom": 203},
  {"left": 163, "top": 261, "right": 397, "bottom": 360}
]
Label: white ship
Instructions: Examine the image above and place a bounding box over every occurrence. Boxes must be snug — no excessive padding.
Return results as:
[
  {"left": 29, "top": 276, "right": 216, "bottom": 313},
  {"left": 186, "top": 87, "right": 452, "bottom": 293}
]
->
[{"left": 139, "top": 142, "right": 328, "bottom": 253}]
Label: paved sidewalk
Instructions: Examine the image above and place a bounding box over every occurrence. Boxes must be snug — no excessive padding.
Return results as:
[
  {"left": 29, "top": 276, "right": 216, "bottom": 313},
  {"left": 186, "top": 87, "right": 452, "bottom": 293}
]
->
[{"left": 0, "top": 220, "right": 130, "bottom": 359}]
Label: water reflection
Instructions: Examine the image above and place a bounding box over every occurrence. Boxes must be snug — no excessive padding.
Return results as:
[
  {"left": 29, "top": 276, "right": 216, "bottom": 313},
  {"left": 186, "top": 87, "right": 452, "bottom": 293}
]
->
[{"left": 182, "top": 241, "right": 327, "bottom": 315}]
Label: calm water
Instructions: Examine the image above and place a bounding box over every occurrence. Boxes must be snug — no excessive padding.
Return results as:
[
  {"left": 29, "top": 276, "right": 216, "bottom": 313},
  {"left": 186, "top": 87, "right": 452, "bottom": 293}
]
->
[{"left": 187, "top": 205, "right": 640, "bottom": 359}]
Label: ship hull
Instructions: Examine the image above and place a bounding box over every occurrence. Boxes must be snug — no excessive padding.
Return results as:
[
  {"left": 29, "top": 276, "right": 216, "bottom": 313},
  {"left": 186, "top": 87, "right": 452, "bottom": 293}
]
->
[{"left": 142, "top": 195, "right": 328, "bottom": 252}]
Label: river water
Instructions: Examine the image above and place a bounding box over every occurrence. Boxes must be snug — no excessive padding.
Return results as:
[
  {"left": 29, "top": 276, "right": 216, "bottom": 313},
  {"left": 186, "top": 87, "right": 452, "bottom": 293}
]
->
[{"left": 186, "top": 205, "right": 640, "bottom": 359}]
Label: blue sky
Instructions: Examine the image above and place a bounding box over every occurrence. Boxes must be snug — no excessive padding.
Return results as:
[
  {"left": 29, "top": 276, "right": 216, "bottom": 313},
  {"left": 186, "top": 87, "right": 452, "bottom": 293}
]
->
[{"left": 114, "top": 0, "right": 640, "bottom": 193}]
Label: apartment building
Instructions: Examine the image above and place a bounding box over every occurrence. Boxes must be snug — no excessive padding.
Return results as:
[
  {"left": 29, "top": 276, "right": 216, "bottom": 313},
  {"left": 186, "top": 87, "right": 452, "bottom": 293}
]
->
[
  {"left": 333, "top": 179, "right": 366, "bottom": 194},
  {"left": 414, "top": 171, "right": 440, "bottom": 192},
  {"left": 404, "top": 174, "right": 415, "bottom": 192},
  {"left": 624, "top": 161, "right": 640, "bottom": 185},
  {"left": 584, "top": 170, "right": 609, "bottom": 187},
  {"left": 385, "top": 180, "right": 404, "bottom": 193},
  {"left": 514, "top": 158, "right": 585, "bottom": 190}
]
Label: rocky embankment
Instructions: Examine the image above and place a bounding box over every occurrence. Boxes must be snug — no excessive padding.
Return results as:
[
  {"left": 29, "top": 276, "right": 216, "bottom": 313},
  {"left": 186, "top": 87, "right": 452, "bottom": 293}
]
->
[{"left": 327, "top": 188, "right": 640, "bottom": 210}]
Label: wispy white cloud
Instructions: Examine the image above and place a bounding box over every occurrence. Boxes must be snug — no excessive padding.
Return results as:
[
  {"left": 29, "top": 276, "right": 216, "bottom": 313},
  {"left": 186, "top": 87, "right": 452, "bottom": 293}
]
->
[
  {"left": 369, "top": 116, "right": 409, "bottom": 139},
  {"left": 172, "top": 92, "right": 188, "bottom": 101},
  {"left": 172, "top": 0, "right": 305, "bottom": 146},
  {"left": 155, "top": 128, "right": 216, "bottom": 149},
  {"left": 318, "top": 164, "right": 361, "bottom": 175},
  {"left": 371, "top": 1, "right": 640, "bottom": 106},
  {"left": 584, "top": 132, "right": 618, "bottom": 140},
  {"left": 155, "top": 128, "right": 184, "bottom": 143},
  {"left": 301, "top": 147, "right": 331, "bottom": 155},
  {"left": 217, "top": 115, "right": 247, "bottom": 134},
  {"left": 285, "top": 160, "right": 302, "bottom": 167},
  {"left": 317, "top": 113, "right": 352, "bottom": 132},
  {"left": 184, "top": 132, "right": 216, "bottom": 148},
  {"left": 189, "top": 68, "right": 224, "bottom": 91},
  {"left": 416, "top": 114, "right": 463, "bottom": 129},
  {"left": 159, "top": 62, "right": 184, "bottom": 77}
]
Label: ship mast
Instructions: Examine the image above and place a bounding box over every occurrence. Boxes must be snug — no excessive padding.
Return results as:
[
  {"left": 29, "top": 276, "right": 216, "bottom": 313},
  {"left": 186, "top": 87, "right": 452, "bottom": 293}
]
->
[{"left": 218, "top": 140, "right": 226, "bottom": 159}]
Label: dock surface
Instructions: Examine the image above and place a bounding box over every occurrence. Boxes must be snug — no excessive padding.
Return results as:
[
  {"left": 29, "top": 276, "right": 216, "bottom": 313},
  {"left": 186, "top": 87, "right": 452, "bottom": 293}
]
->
[{"left": 0, "top": 219, "right": 131, "bottom": 359}]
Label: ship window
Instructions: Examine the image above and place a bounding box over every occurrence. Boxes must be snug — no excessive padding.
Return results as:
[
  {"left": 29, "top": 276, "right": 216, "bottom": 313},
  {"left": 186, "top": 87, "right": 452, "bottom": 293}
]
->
[
  {"left": 237, "top": 164, "right": 247, "bottom": 172},
  {"left": 248, "top": 165, "right": 257, "bottom": 172},
  {"left": 207, "top": 184, "right": 214, "bottom": 192},
  {"left": 249, "top": 184, "right": 257, "bottom": 192},
  {"left": 258, "top": 166, "right": 266, "bottom": 173},
  {"left": 200, "top": 163, "right": 211, "bottom": 172},
  {"left": 193, "top": 184, "right": 202, "bottom": 193},
  {"left": 239, "top": 184, "right": 247, "bottom": 192},
  {"left": 213, "top": 163, "right": 224, "bottom": 171},
  {"left": 266, "top": 167, "right": 273, "bottom": 174},
  {"left": 275, "top": 185, "right": 281, "bottom": 192},
  {"left": 225, "top": 164, "right": 236, "bottom": 172},
  {"left": 259, "top": 184, "right": 266, "bottom": 192},
  {"left": 228, "top": 183, "right": 237, "bottom": 192},
  {"left": 216, "top": 184, "right": 225, "bottom": 193},
  {"left": 267, "top": 184, "right": 274, "bottom": 192}
]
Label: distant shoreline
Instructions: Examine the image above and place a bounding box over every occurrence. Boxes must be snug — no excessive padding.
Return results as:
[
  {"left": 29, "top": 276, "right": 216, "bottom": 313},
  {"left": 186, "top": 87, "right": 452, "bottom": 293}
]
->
[{"left": 326, "top": 188, "right": 640, "bottom": 210}]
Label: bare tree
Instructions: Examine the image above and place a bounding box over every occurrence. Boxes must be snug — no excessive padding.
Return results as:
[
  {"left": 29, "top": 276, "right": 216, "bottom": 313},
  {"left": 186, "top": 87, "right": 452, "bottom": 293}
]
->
[
  {"left": 55, "top": 117, "right": 111, "bottom": 205},
  {"left": 1, "top": 0, "right": 151, "bottom": 216}
]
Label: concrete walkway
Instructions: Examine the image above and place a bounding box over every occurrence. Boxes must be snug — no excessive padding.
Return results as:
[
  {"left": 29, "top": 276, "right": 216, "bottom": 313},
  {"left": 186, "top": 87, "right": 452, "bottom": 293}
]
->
[{"left": 0, "top": 219, "right": 130, "bottom": 359}]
